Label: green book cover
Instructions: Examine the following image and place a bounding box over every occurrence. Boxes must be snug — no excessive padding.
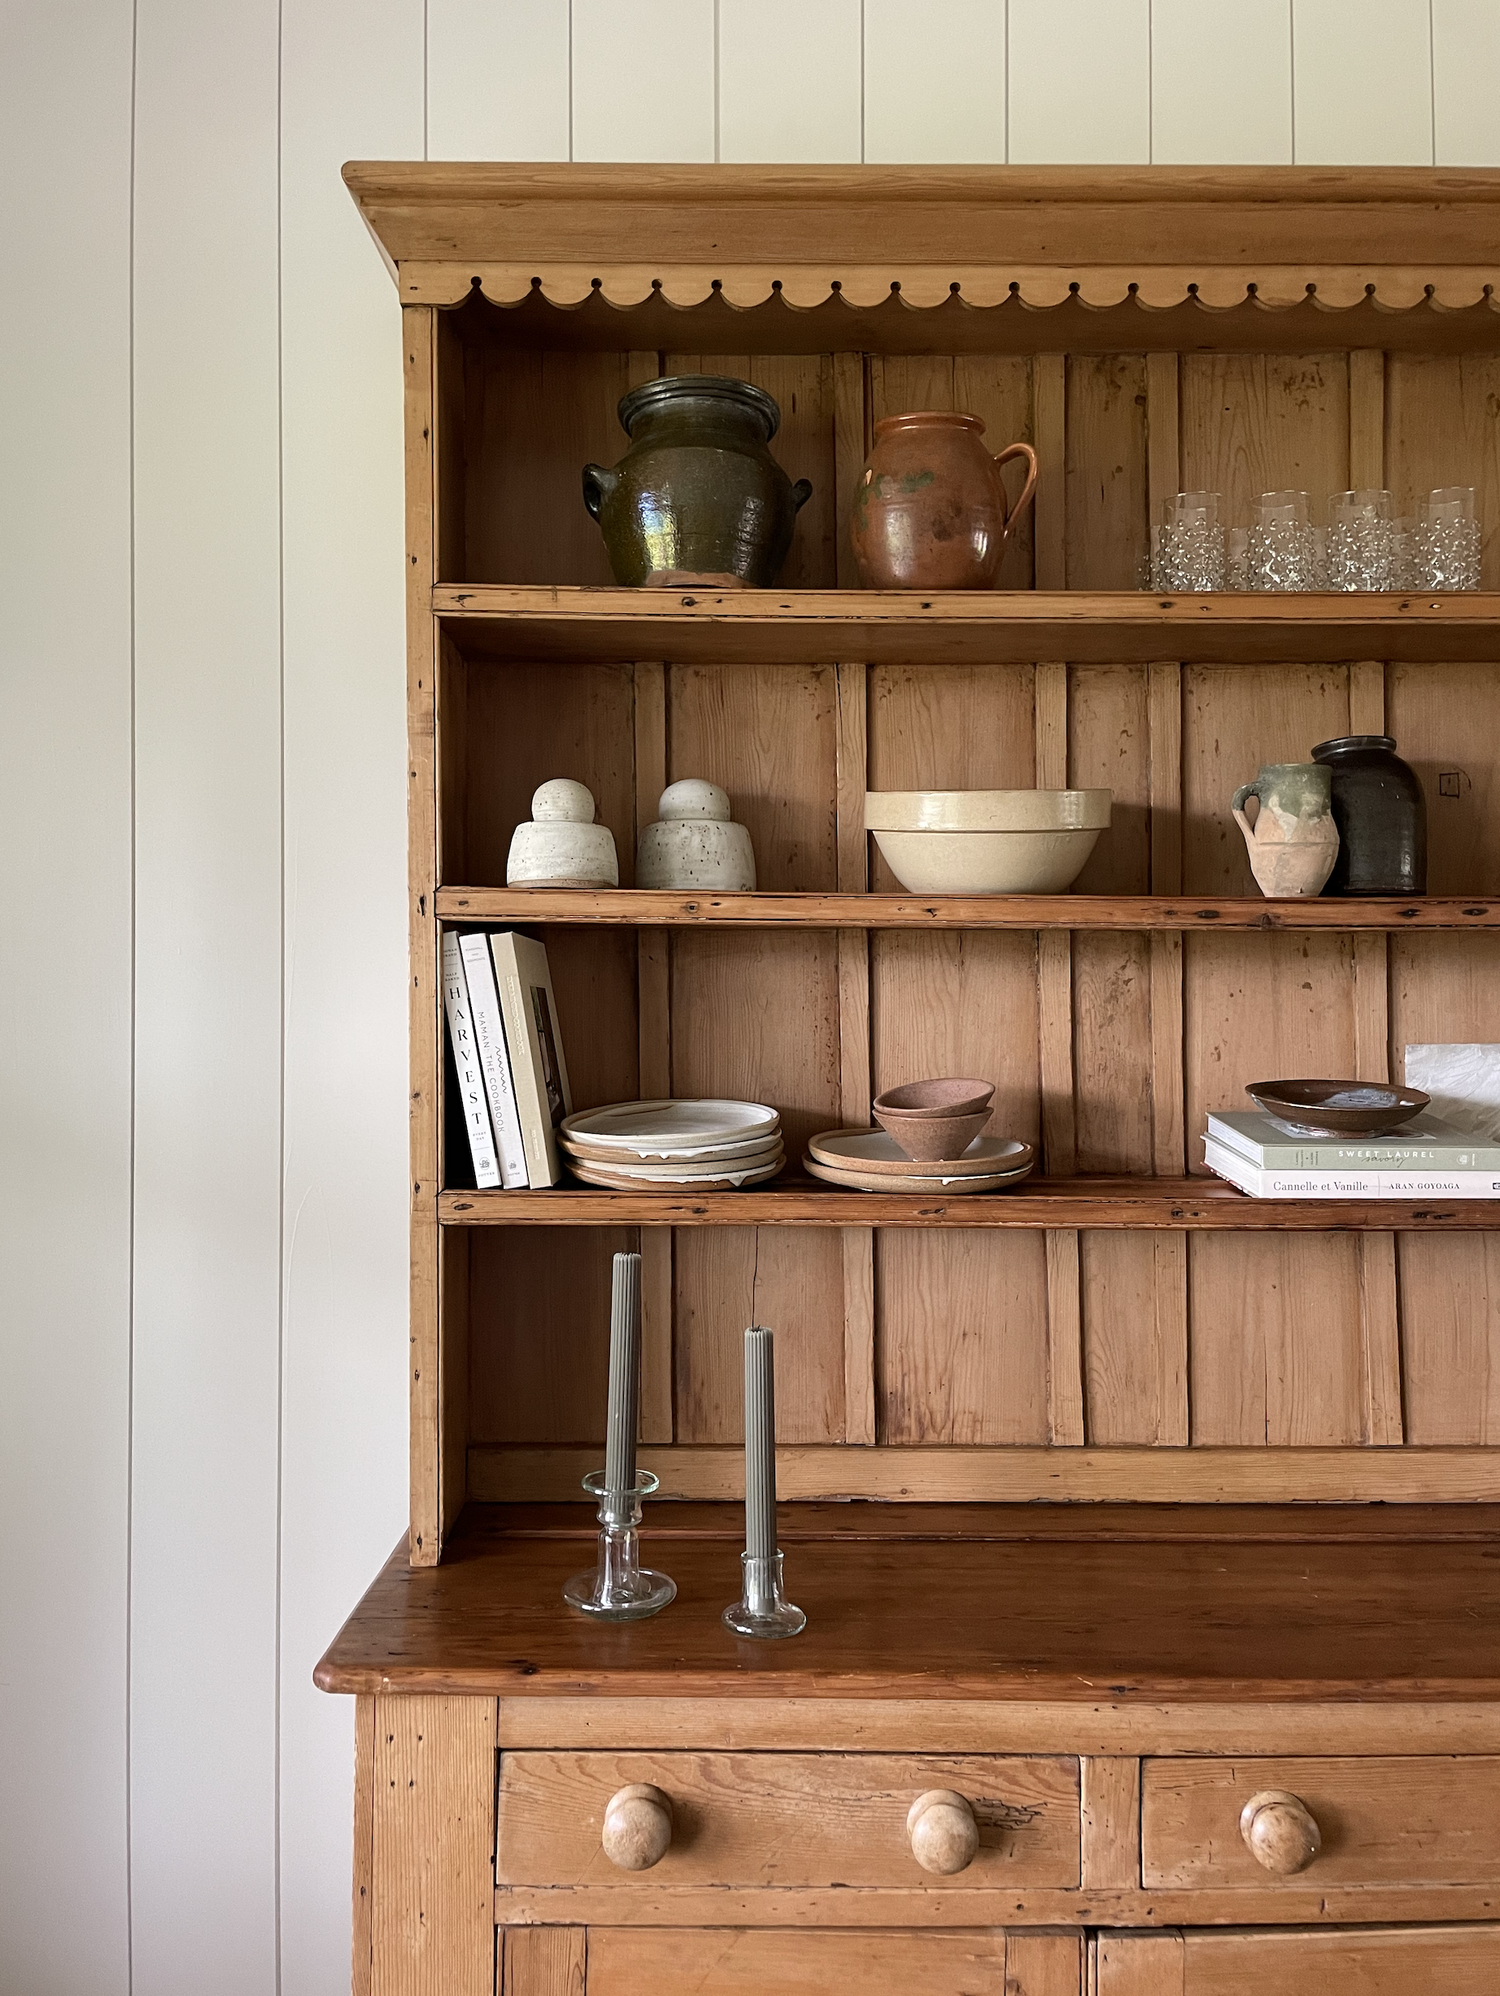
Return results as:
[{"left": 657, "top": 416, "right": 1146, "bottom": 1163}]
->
[{"left": 1207, "top": 1108, "right": 1500, "bottom": 1171}]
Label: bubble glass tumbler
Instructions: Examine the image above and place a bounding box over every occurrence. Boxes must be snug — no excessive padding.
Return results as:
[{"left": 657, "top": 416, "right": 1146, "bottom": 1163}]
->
[
  {"left": 1247, "top": 490, "right": 1324, "bottom": 592},
  {"left": 1149, "top": 491, "right": 1226, "bottom": 592},
  {"left": 1325, "top": 489, "right": 1399, "bottom": 591},
  {"left": 1413, "top": 486, "right": 1481, "bottom": 591}
]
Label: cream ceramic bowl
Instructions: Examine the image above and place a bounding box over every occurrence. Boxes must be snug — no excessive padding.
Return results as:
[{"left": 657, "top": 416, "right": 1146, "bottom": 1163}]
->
[{"left": 865, "top": 789, "right": 1111, "bottom": 894}]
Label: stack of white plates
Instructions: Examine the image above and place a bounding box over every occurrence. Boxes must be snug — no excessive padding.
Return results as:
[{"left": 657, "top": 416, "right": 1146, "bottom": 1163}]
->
[
  {"left": 804, "top": 1128, "right": 1036, "bottom": 1194},
  {"left": 560, "top": 1100, "right": 783, "bottom": 1190}
]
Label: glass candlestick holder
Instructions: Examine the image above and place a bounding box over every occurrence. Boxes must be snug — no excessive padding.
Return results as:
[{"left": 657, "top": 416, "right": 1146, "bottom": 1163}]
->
[
  {"left": 722, "top": 1549, "right": 806, "bottom": 1639},
  {"left": 563, "top": 1470, "right": 677, "bottom": 1620}
]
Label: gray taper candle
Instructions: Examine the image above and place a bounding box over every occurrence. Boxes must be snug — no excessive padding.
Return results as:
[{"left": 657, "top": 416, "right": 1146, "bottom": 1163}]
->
[
  {"left": 743, "top": 1325, "right": 777, "bottom": 1561},
  {"left": 603, "top": 1252, "right": 642, "bottom": 1494}
]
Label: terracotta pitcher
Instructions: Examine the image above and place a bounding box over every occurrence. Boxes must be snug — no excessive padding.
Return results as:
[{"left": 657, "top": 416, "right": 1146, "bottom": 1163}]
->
[
  {"left": 1231, "top": 762, "right": 1340, "bottom": 898},
  {"left": 849, "top": 412, "right": 1039, "bottom": 590}
]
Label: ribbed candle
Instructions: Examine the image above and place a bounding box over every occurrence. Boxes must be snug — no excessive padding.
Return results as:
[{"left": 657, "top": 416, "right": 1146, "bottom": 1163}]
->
[
  {"left": 743, "top": 1325, "right": 777, "bottom": 1561},
  {"left": 603, "top": 1252, "right": 642, "bottom": 1494}
]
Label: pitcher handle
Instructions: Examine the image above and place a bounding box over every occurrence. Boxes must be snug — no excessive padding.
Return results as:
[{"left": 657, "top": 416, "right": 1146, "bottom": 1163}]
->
[
  {"left": 993, "top": 441, "right": 1039, "bottom": 540},
  {"left": 1230, "top": 780, "right": 1260, "bottom": 845}
]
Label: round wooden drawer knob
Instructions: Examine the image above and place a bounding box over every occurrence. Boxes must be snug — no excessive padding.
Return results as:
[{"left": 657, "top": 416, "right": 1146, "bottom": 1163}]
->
[
  {"left": 602, "top": 1783, "right": 673, "bottom": 1871},
  {"left": 1240, "top": 1788, "right": 1322, "bottom": 1874},
  {"left": 907, "top": 1788, "right": 980, "bottom": 1875}
]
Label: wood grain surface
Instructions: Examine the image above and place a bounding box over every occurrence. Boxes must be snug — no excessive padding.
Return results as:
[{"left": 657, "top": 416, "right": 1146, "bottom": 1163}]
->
[
  {"left": 496, "top": 1749, "right": 1079, "bottom": 1889},
  {"left": 1142, "top": 1754, "right": 1500, "bottom": 1889},
  {"left": 315, "top": 1504, "right": 1500, "bottom": 1701}
]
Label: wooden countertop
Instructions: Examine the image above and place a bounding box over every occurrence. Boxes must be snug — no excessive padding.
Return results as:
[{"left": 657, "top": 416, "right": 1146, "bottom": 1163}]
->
[{"left": 315, "top": 1503, "right": 1500, "bottom": 1702}]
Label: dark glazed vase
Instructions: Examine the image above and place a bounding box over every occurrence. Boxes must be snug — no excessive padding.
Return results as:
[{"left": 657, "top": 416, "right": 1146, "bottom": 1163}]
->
[
  {"left": 1312, "top": 734, "right": 1427, "bottom": 895},
  {"left": 582, "top": 376, "right": 812, "bottom": 587}
]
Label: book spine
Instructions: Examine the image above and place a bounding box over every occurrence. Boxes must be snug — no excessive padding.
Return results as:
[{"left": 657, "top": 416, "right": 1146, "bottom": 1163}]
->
[
  {"left": 1206, "top": 1120, "right": 1500, "bottom": 1171},
  {"left": 441, "top": 933, "right": 500, "bottom": 1190},
  {"left": 1204, "top": 1141, "right": 1500, "bottom": 1199},
  {"left": 490, "top": 932, "right": 561, "bottom": 1188},
  {"left": 458, "top": 932, "right": 529, "bottom": 1189}
]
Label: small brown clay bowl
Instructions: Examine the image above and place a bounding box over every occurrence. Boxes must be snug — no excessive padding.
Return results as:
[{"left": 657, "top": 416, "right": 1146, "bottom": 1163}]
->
[
  {"left": 873, "top": 1076, "right": 995, "bottom": 1119},
  {"left": 1246, "top": 1078, "right": 1430, "bottom": 1139},
  {"left": 873, "top": 1105, "right": 992, "bottom": 1162}
]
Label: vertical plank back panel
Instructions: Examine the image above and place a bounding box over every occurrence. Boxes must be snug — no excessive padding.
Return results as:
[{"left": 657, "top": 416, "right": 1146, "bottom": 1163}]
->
[
  {"left": 1066, "top": 353, "right": 1149, "bottom": 588},
  {"left": 674, "top": 1227, "right": 847, "bottom": 1443},
  {"left": 1179, "top": 352, "right": 1350, "bottom": 518},
  {"left": 1189, "top": 1234, "right": 1367, "bottom": 1445},
  {"left": 878, "top": 1230, "right": 1050, "bottom": 1444},
  {"left": 1391, "top": 931, "right": 1500, "bottom": 1444},
  {"left": 1388, "top": 663, "right": 1500, "bottom": 894},
  {"left": 1386, "top": 353, "right": 1500, "bottom": 586},
  {"left": 667, "top": 662, "right": 838, "bottom": 891},
  {"left": 468, "top": 1227, "right": 634, "bottom": 1444},
  {"left": 460, "top": 659, "right": 636, "bottom": 888},
  {"left": 465, "top": 345, "right": 640, "bottom": 583}
]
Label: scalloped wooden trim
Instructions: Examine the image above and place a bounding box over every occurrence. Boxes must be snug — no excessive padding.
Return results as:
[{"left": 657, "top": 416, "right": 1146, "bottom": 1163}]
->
[{"left": 399, "top": 260, "right": 1498, "bottom": 313}]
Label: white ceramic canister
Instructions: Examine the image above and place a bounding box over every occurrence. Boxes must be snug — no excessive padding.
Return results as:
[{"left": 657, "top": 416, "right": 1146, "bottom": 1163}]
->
[
  {"left": 506, "top": 777, "right": 619, "bottom": 887},
  {"left": 636, "top": 779, "right": 756, "bottom": 891}
]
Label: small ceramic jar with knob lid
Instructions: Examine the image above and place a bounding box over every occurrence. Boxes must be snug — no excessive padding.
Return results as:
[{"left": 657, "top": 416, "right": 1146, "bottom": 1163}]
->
[
  {"left": 636, "top": 779, "right": 756, "bottom": 892},
  {"left": 506, "top": 778, "right": 619, "bottom": 888}
]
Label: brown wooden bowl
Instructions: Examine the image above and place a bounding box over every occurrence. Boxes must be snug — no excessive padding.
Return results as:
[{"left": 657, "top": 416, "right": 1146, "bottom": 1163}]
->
[
  {"left": 1245, "top": 1078, "right": 1431, "bottom": 1138},
  {"left": 873, "top": 1076, "right": 996, "bottom": 1119}
]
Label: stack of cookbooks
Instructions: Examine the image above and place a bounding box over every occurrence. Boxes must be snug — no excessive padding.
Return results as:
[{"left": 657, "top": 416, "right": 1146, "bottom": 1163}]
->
[
  {"left": 442, "top": 929, "right": 571, "bottom": 1188},
  {"left": 1204, "top": 1111, "right": 1500, "bottom": 1199}
]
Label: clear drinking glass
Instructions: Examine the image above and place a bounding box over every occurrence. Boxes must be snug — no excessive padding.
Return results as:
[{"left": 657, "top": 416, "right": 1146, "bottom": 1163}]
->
[
  {"left": 1149, "top": 491, "right": 1226, "bottom": 592},
  {"left": 1412, "top": 486, "right": 1481, "bottom": 590},
  {"left": 1325, "top": 489, "right": 1399, "bottom": 591},
  {"left": 1247, "top": 490, "right": 1324, "bottom": 591}
]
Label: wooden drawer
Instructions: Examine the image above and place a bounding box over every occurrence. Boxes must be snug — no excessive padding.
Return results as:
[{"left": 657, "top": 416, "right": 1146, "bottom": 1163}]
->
[
  {"left": 1142, "top": 1755, "right": 1500, "bottom": 1888},
  {"left": 496, "top": 1751, "right": 1080, "bottom": 1889},
  {"left": 1098, "top": 1925, "right": 1500, "bottom": 1996}
]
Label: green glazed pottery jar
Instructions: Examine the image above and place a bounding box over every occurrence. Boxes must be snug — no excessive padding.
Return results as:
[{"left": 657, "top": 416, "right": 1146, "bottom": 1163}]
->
[{"left": 582, "top": 376, "right": 812, "bottom": 587}]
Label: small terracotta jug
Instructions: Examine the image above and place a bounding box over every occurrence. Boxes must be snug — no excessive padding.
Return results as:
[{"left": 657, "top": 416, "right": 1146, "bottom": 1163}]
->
[
  {"left": 1231, "top": 762, "right": 1340, "bottom": 898},
  {"left": 849, "top": 412, "right": 1039, "bottom": 590}
]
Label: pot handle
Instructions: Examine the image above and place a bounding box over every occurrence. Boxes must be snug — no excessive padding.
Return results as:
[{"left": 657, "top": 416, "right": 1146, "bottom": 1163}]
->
[
  {"left": 1231, "top": 780, "right": 1260, "bottom": 845},
  {"left": 582, "top": 463, "right": 618, "bottom": 521},
  {"left": 792, "top": 478, "right": 813, "bottom": 511},
  {"left": 993, "top": 441, "right": 1039, "bottom": 539}
]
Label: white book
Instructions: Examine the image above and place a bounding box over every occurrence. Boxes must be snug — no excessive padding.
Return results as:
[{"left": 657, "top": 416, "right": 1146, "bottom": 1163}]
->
[
  {"left": 441, "top": 932, "right": 500, "bottom": 1189},
  {"left": 458, "top": 931, "right": 529, "bottom": 1189},
  {"left": 490, "top": 931, "right": 573, "bottom": 1188},
  {"left": 1204, "top": 1135, "right": 1500, "bottom": 1200}
]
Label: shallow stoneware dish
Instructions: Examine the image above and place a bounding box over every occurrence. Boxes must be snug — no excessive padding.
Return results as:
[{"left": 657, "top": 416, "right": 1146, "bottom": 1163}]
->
[
  {"left": 873, "top": 1106, "right": 991, "bottom": 1161},
  {"left": 809, "top": 1130, "right": 1033, "bottom": 1178},
  {"left": 873, "top": 1077, "right": 995, "bottom": 1118},
  {"left": 562, "top": 1140, "right": 784, "bottom": 1176},
  {"left": 569, "top": 1156, "right": 783, "bottom": 1192},
  {"left": 804, "top": 1155, "right": 1034, "bottom": 1195},
  {"left": 1245, "top": 1078, "right": 1431, "bottom": 1138},
  {"left": 562, "top": 1128, "right": 781, "bottom": 1165},
  {"left": 561, "top": 1099, "right": 779, "bottom": 1152}
]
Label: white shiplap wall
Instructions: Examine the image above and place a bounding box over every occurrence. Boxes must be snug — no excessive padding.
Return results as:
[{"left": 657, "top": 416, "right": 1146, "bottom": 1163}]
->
[{"left": 2, "top": 1, "right": 1497, "bottom": 1988}]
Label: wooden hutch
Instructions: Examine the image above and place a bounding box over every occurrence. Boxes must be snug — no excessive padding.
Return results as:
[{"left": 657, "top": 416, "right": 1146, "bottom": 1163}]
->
[{"left": 319, "top": 165, "right": 1500, "bottom": 1995}]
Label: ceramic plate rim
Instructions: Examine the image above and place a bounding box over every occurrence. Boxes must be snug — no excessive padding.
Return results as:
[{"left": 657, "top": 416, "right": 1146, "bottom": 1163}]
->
[
  {"left": 562, "top": 1131, "right": 783, "bottom": 1163},
  {"left": 807, "top": 1128, "right": 1034, "bottom": 1176},
  {"left": 566, "top": 1146, "right": 784, "bottom": 1181},
  {"left": 560, "top": 1098, "right": 780, "bottom": 1150},
  {"left": 804, "top": 1156, "right": 1035, "bottom": 1193},
  {"left": 569, "top": 1157, "right": 784, "bottom": 1191}
]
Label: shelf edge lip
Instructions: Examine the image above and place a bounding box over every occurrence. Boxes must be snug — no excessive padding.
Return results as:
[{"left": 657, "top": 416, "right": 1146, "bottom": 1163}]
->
[{"left": 432, "top": 888, "right": 1500, "bottom": 932}]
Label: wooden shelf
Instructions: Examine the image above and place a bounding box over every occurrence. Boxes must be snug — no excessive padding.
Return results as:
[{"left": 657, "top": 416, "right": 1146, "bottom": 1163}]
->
[
  {"left": 433, "top": 585, "right": 1500, "bottom": 666},
  {"left": 437, "top": 1176, "right": 1500, "bottom": 1230},
  {"left": 436, "top": 887, "right": 1500, "bottom": 930},
  {"left": 314, "top": 1501, "right": 1500, "bottom": 1702}
]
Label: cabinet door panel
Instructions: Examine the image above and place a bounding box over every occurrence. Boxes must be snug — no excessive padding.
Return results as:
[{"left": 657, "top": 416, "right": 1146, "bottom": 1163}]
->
[
  {"left": 1098, "top": 1926, "right": 1500, "bottom": 1995},
  {"left": 586, "top": 1928, "right": 1081, "bottom": 1996}
]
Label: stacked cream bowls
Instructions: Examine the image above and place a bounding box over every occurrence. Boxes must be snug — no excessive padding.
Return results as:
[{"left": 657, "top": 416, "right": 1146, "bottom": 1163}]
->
[
  {"left": 560, "top": 1100, "right": 783, "bottom": 1190},
  {"left": 866, "top": 789, "right": 1111, "bottom": 893}
]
